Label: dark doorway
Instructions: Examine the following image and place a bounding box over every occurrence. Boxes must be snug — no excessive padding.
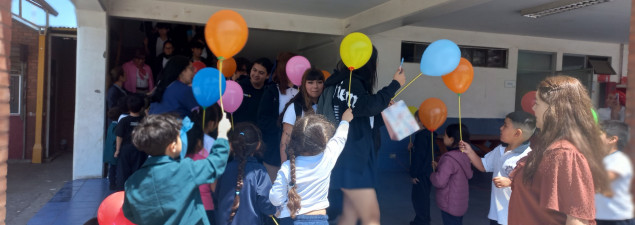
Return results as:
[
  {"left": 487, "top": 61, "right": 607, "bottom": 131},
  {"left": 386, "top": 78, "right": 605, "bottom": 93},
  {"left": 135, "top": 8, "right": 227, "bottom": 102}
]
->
[{"left": 47, "top": 35, "right": 77, "bottom": 158}]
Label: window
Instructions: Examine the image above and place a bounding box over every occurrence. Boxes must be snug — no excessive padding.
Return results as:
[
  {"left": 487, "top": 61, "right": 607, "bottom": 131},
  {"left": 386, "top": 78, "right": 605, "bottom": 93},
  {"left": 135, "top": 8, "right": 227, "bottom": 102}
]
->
[
  {"left": 401, "top": 41, "right": 508, "bottom": 68},
  {"left": 10, "top": 75, "right": 22, "bottom": 115},
  {"left": 562, "top": 54, "right": 614, "bottom": 74}
]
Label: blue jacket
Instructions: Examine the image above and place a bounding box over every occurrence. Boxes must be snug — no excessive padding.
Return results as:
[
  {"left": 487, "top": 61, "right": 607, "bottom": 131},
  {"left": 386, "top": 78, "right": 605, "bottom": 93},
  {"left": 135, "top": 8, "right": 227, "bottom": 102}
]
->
[
  {"left": 149, "top": 80, "right": 199, "bottom": 118},
  {"left": 215, "top": 157, "right": 276, "bottom": 225},
  {"left": 122, "top": 139, "right": 230, "bottom": 225}
]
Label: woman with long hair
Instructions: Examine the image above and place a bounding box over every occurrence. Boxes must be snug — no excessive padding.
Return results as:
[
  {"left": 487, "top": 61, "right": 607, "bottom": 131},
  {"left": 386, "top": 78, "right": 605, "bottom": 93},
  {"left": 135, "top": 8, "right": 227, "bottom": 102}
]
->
[
  {"left": 148, "top": 55, "right": 199, "bottom": 118},
  {"left": 508, "top": 75, "right": 612, "bottom": 225},
  {"left": 325, "top": 47, "right": 405, "bottom": 225},
  {"left": 279, "top": 68, "right": 325, "bottom": 163}
]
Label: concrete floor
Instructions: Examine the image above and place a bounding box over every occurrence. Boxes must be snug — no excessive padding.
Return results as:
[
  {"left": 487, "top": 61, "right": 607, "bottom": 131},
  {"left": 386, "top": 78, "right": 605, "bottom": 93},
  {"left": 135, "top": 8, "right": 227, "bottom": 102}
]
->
[
  {"left": 6, "top": 152, "right": 73, "bottom": 225},
  {"left": 7, "top": 151, "right": 494, "bottom": 225}
]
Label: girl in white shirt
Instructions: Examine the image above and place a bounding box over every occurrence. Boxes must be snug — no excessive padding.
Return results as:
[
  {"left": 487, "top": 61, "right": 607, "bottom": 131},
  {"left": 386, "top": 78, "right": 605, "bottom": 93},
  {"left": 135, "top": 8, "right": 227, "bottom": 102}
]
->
[{"left": 270, "top": 110, "right": 353, "bottom": 224}]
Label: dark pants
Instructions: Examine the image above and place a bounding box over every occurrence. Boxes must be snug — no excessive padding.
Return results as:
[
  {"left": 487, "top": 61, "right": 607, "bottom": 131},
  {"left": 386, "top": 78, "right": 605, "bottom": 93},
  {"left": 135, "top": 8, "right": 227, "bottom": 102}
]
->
[
  {"left": 490, "top": 219, "right": 501, "bottom": 225},
  {"left": 441, "top": 210, "right": 463, "bottom": 225},
  {"left": 206, "top": 210, "right": 215, "bottom": 225},
  {"left": 115, "top": 145, "right": 148, "bottom": 190},
  {"left": 596, "top": 219, "right": 635, "bottom": 225},
  {"left": 108, "top": 163, "right": 117, "bottom": 189},
  {"left": 411, "top": 179, "right": 431, "bottom": 225}
]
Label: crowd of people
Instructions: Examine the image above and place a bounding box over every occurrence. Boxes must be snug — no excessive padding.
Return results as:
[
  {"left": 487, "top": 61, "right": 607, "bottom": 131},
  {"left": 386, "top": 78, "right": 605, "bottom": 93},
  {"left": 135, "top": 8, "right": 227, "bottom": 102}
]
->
[{"left": 100, "top": 22, "right": 634, "bottom": 225}]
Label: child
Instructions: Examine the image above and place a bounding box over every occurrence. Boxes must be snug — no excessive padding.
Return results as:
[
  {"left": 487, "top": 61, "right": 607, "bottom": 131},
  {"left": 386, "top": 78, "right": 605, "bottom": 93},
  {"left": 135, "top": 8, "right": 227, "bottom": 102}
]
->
[
  {"left": 204, "top": 104, "right": 222, "bottom": 153},
  {"left": 185, "top": 115, "right": 216, "bottom": 225},
  {"left": 114, "top": 95, "right": 146, "bottom": 190},
  {"left": 596, "top": 120, "right": 634, "bottom": 225},
  {"left": 122, "top": 112, "right": 232, "bottom": 225},
  {"left": 104, "top": 108, "right": 121, "bottom": 190},
  {"left": 270, "top": 109, "right": 353, "bottom": 225},
  {"left": 215, "top": 123, "right": 277, "bottom": 225},
  {"left": 460, "top": 111, "right": 535, "bottom": 225},
  {"left": 430, "top": 123, "right": 473, "bottom": 225},
  {"left": 408, "top": 110, "right": 439, "bottom": 225}
]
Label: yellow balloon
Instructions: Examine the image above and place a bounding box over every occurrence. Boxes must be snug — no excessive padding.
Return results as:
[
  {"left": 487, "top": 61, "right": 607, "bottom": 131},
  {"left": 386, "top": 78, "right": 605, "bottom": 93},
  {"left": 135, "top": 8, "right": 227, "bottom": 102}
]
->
[
  {"left": 408, "top": 106, "right": 418, "bottom": 116},
  {"left": 340, "top": 32, "right": 373, "bottom": 70}
]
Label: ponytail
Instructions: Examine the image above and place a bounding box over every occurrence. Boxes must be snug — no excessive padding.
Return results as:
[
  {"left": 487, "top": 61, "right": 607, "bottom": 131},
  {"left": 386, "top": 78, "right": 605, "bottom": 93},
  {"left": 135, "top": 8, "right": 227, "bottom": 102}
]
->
[
  {"left": 228, "top": 157, "right": 247, "bottom": 223},
  {"left": 286, "top": 148, "right": 301, "bottom": 218}
]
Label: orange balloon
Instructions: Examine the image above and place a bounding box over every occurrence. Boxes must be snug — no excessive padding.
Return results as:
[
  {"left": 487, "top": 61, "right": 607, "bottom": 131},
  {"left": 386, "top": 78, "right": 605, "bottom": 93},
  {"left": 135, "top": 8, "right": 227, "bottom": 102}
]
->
[
  {"left": 204, "top": 10, "right": 248, "bottom": 59},
  {"left": 418, "top": 98, "right": 447, "bottom": 131},
  {"left": 218, "top": 58, "right": 237, "bottom": 78},
  {"left": 442, "top": 58, "right": 474, "bottom": 94},
  {"left": 321, "top": 70, "right": 331, "bottom": 80}
]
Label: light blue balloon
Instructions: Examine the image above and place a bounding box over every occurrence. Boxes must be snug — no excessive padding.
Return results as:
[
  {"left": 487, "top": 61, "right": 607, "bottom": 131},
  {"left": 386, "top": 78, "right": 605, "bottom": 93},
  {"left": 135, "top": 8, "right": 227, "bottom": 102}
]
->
[
  {"left": 192, "top": 68, "right": 226, "bottom": 108},
  {"left": 420, "top": 39, "right": 461, "bottom": 76}
]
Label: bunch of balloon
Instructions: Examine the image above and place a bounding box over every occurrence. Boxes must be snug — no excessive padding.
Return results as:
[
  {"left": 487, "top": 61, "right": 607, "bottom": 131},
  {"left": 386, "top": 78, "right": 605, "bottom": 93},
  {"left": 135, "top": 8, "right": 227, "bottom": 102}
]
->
[
  {"left": 286, "top": 56, "right": 311, "bottom": 86},
  {"left": 441, "top": 58, "right": 474, "bottom": 141},
  {"left": 418, "top": 98, "right": 447, "bottom": 171},
  {"left": 218, "top": 57, "right": 237, "bottom": 79},
  {"left": 392, "top": 39, "right": 462, "bottom": 100},
  {"left": 192, "top": 67, "right": 227, "bottom": 130},
  {"left": 340, "top": 32, "right": 373, "bottom": 107},
  {"left": 97, "top": 191, "right": 135, "bottom": 225},
  {"left": 204, "top": 9, "right": 248, "bottom": 112},
  {"left": 218, "top": 80, "right": 244, "bottom": 128}
]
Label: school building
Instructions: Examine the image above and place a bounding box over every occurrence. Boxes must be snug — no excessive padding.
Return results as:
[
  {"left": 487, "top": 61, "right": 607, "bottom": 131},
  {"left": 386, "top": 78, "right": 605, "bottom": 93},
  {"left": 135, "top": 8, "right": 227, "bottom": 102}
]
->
[{"left": 2, "top": 0, "right": 633, "bottom": 177}]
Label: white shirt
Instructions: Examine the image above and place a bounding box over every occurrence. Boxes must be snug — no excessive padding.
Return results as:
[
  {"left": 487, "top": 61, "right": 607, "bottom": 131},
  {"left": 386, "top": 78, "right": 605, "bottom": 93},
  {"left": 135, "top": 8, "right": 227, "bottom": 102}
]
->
[
  {"left": 278, "top": 87, "right": 298, "bottom": 114},
  {"left": 162, "top": 57, "right": 170, "bottom": 68},
  {"left": 595, "top": 150, "right": 634, "bottom": 220},
  {"left": 269, "top": 121, "right": 349, "bottom": 218},
  {"left": 481, "top": 143, "right": 531, "bottom": 225},
  {"left": 136, "top": 69, "right": 149, "bottom": 89},
  {"left": 282, "top": 103, "right": 317, "bottom": 126},
  {"left": 203, "top": 134, "right": 215, "bottom": 154},
  {"left": 598, "top": 106, "right": 625, "bottom": 122}
]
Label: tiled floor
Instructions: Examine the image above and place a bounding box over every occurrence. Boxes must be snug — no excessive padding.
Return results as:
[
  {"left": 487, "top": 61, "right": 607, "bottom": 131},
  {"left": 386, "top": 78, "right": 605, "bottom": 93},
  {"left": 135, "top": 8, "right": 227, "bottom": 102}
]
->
[
  {"left": 26, "top": 171, "right": 492, "bottom": 225},
  {"left": 27, "top": 179, "right": 113, "bottom": 225}
]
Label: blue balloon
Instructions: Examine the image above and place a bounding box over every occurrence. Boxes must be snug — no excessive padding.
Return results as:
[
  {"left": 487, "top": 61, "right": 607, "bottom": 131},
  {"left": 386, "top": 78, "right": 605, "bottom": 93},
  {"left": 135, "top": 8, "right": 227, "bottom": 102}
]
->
[
  {"left": 192, "top": 68, "right": 226, "bottom": 108},
  {"left": 420, "top": 39, "right": 461, "bottom": 76}
]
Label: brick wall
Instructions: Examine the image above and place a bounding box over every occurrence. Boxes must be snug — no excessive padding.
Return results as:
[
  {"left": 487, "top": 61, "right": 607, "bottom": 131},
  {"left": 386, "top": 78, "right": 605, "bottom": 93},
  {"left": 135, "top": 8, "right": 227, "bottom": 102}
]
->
[
  {"left": 10, "top": 20, "right": 38, "bottom": 160},
  {"left": 0, "top": 0, "right": 12, "bottom": 223}
]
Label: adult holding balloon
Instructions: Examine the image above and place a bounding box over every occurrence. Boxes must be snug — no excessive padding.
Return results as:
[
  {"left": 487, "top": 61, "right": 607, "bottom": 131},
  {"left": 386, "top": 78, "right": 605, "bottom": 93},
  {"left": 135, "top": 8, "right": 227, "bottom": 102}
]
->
[
  {"left": 148, "top": 56, "right": 200, "bottom": 118},
  {"left": 325, "top": 37, "right": 405, "bottom": 224},
  {"left": 257, "top": 52, "right": 300, "bottom": 181}
]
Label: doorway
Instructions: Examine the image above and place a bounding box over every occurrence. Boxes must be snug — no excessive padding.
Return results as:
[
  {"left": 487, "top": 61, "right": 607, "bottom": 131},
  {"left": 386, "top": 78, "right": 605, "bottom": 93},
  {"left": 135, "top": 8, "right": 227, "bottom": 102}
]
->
[{"left": 47, "top": 35, "right": 77, "bottom": 158}]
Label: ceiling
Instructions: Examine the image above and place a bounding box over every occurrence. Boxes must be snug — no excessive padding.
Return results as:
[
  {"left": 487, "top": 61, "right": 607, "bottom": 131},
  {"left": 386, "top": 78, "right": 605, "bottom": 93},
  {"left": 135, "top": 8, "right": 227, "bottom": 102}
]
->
[
  {"left": 104, "top": 0, "right": 631, "bottom": 44},
  {"left": 409, "top": 0, "right": 631, "bottom": 44},
  {"left": 160, "top": 0, "right": 390, "bottom": 18}
]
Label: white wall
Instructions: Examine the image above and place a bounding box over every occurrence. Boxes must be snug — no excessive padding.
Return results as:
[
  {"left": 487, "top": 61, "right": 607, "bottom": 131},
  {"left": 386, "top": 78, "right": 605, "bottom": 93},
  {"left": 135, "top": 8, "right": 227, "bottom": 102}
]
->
[
  {"left": 304, "top": 26, "right": 625, "bottom": 119},
  {"left": 73, "top": 9, "right": 107, "bottom": 180}
]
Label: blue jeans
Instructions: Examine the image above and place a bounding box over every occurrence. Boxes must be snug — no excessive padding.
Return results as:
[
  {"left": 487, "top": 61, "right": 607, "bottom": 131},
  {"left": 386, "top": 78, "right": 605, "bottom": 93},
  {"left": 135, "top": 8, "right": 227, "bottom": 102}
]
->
[
  {"left": 441, "top": 210, "right": 463, "bottom": 225},
  {"left": 279, "top": 215, "right": 329, "bottom": 225}
]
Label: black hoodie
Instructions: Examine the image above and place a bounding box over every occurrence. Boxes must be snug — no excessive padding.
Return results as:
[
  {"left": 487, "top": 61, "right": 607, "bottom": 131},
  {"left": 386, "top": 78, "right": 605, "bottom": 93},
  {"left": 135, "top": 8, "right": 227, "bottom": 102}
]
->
[{"left": 326, "top": 70, "right": 400, "bottom": 173}]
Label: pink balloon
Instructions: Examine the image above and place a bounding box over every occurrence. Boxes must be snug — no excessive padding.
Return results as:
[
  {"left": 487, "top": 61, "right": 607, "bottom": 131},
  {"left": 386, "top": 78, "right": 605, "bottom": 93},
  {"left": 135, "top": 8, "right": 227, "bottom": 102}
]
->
[
  {"left": 218, "top": 80, "right": 243, "bottom": 113},
  {"left": 286, "top": 56, "right": 311, "bottom": 86}
]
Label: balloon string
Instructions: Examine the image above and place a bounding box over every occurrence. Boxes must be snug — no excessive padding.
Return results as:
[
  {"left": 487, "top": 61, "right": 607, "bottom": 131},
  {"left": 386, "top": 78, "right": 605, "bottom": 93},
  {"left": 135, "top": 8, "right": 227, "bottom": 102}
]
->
[
  {"left": 409, "top": 136, "right": 412, "bottom": 166},
  {"left": 231, "top": 113, "right": 234, "bottom": 131},
  {"left": 219, "top": 59, "right": 225, "bottom": 112},
  {"left": 392, "top": 72, "right": 423, "bottom": 101},
  {"left": 431, "top": 130, "right": 435, "bottom": 172},
  {"left": 458, "top": 93, "right": 462, "bottom": 142},
  {"left": 202, "top": 108, "right": 206, "bottom": 131},
  {"left": 347, "top": 70, "right": 353, "bottom": 107},
  {"left": 271, "top": 216, "right": 279, "bottom": 225}
]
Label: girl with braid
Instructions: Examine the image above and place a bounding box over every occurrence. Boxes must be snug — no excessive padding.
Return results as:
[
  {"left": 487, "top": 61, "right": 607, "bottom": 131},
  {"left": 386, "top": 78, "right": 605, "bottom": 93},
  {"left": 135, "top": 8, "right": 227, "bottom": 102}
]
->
[
  {"left": 270, "top": 109, "right": 353, "bottom": 225},
  {"left": 215, "top": 123, "right": 277, "bottom": 225}
]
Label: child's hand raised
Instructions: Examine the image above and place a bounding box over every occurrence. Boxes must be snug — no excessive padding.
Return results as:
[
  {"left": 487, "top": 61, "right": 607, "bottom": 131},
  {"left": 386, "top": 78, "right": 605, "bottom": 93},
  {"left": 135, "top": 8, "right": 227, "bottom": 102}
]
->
[
  {"left": 459, "top": 140, "right": 475, "bottom": 155},
  {"left": 342, "top": 108, "right": 354, "bottom": 123},
  {"left": 217, "top": 112, "right": 231, "bottom": 139}
]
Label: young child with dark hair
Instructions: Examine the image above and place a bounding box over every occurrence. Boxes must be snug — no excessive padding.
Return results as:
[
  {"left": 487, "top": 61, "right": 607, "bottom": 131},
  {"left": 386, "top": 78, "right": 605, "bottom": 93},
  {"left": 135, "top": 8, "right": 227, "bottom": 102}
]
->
[
  {"left": 596, "top": 120, "right": 634, "bottom": 225},
  {"left": 114, "top": 95, "right": 147, "bottom": 190},
  {"left": 408, "top": 110, "right": 439, "bottom": 225},
  {"left": 215, "top": 122, "right": 277, "bottom": 225},
  {"left": 430, "top": 123, "right": 473, "bottom": 225},
  {"left": 122, "top": 112, "right": 232, "bottom": 225},
  {"left": 204, "top": 104, "right": 223, "bottom": 152},
  {"left": 185, "top": 113, "right": 216, "bottom": 224},
  {"left": 461, "top": 111, "right": 535, "bottom": 225},
  {"left": 270, "top": 109, "right": 353, "bottom": 225}
]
